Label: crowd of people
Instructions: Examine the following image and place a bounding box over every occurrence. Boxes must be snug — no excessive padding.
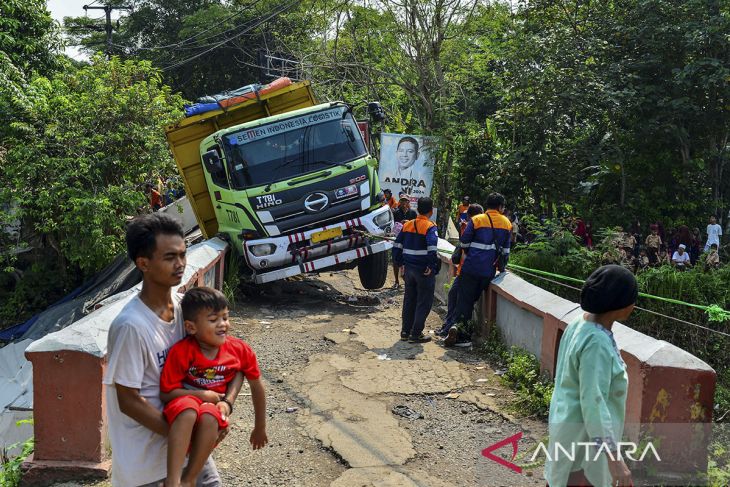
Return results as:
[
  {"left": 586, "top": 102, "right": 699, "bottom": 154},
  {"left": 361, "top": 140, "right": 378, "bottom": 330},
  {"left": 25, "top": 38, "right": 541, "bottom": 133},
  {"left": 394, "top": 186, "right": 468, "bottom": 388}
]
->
[
  {"left": 144, "top": 177, "right": 186, "bottom": 212},
  {"left": 389, "top": 194, "right": 650, "bottom": 486},
  {"left": 597, "top": 216, "right": 722, "bottom": 272}
]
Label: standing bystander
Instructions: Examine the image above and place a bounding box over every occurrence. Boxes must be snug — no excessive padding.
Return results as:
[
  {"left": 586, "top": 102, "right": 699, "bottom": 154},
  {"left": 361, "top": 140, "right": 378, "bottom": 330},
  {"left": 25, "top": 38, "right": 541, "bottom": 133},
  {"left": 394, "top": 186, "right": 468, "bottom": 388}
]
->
[
  {"left": 146, "top": 182, "right": 163, "bottom": 212},
  {"left": 392, "top": 197, "right": 439, "bottom": 343},
  {"left": 705, "top": 215, "right": 722, "bottom": 252},
  {"left": 546, "top": 265, "right": 636, "bottom": 487},
  {"left": 393, "top": 196, "right": 441, "bottom": 343},
  {"left": 645, "top": 225, "right": 662, "bottom": 264},
  {"left": 445, "top": 193, "right": 511, "bottom": 347},
  {"left": 391, "top": 197, "right": 418, "bottom": 288}
]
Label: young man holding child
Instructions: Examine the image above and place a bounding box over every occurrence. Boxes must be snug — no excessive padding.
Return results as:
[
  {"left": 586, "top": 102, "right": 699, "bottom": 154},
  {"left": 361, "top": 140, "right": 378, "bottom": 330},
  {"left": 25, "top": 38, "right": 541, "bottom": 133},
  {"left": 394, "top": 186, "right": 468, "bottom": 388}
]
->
[
  {"left": 161, "top": 287, "right": 267, "bottom": 487},
  {"left": 104, "top": 213, "right": 257, "bottom": 486}
]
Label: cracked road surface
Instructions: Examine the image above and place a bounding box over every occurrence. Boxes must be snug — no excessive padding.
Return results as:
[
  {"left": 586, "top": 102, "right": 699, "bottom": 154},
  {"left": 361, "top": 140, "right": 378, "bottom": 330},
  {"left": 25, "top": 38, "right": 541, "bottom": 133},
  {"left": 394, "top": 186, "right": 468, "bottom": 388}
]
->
[
  {"left": 215, "top": 270, "right": 546, "bottom": 486},
  {"left": 70, "top": 269, "right": 545, "bottom": 487}
]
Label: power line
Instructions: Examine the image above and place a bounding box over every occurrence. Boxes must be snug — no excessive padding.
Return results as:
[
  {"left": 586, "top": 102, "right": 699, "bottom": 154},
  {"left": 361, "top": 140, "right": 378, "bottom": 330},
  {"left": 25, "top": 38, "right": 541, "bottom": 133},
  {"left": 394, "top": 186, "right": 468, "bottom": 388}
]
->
[
  {"left": 161, "top": 0, "right": 301, "bottom": 72},
  {"left": 110, "top": 0, "right": 266, "bottom": 52},
  {"left": 82, "top": 3, "right": 132, "bottom": 59}
]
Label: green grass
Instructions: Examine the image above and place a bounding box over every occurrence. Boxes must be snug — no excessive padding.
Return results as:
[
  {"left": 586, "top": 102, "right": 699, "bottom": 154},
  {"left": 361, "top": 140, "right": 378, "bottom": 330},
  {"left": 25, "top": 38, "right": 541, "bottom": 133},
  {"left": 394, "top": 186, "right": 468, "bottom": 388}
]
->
[{"left": 479, "top": 323, "right": 554, "bottom": 418}]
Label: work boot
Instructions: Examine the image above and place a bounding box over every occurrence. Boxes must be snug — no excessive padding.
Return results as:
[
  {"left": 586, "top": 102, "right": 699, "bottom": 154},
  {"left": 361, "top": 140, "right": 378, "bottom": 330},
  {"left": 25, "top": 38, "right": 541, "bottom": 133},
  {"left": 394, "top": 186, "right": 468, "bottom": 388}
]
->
[
  {"left": 400, "top": 332, "right": 409, "bottom": 341},
  {"left": 444, "top": 327, "right": 459, "bottom": 347},
  {"left": 409, "top": 334, "right": 432, "bottom": 343}
]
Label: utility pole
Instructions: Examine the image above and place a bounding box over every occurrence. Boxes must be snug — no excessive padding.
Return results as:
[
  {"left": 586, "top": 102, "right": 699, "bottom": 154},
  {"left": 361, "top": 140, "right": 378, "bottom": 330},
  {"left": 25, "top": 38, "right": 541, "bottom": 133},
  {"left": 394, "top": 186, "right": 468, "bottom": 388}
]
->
[{"left": 82, "top": 3, "right": 132, "bottom": 59}]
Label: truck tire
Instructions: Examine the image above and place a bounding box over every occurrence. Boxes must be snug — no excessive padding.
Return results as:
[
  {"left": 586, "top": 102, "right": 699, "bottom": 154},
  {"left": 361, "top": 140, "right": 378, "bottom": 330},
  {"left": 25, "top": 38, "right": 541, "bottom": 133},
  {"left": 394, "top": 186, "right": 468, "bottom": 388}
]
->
[{"left": 357, "top": 251, "right": 388, "bottom": 289}]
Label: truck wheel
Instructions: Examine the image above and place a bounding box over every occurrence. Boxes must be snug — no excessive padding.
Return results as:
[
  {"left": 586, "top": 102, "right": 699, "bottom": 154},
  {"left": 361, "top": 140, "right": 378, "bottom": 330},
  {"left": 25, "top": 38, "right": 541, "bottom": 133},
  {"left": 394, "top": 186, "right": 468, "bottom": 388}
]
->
[{"left": 357, "top": 251, "right": 388, "bottom": 289}]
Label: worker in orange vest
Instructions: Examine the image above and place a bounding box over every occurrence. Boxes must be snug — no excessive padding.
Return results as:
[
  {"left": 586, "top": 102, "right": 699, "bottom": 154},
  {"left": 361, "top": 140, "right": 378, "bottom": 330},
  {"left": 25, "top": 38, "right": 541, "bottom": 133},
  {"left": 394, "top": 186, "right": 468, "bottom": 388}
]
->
[
  {"left": 392, "top": 197, "right": 440, "bottom": 343},
  {"left": 436, "top": 203, "right": 484, "bottom": 340},
  {"left": 383, "top": 189, "right": 398, "bottom": 209}
]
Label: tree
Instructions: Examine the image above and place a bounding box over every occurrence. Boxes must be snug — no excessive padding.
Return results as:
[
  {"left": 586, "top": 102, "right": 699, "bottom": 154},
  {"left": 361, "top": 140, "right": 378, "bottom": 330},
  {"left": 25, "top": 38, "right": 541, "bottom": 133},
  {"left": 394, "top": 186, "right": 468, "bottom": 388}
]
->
[
  {"left": 0, "top": 56, "right": 184, "bottom": 281},
  {"left": 0, "top": 0, "right": 61, "bottom": 77},
  {"left": 64, "top": 0, "right": 317, "bottom": 99}
]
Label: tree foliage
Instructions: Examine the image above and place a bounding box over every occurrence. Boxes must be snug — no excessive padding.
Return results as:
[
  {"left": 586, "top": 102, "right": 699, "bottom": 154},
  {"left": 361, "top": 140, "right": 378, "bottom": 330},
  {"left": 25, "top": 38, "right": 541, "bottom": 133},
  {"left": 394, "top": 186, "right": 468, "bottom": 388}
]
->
[
  {"left": 1, "top": 57, "right": 183, "bottom": 280},
  {"left": 0, "top": 0, "right": 61, "bottom": 77},
  {"left": 64, "top": 0, "right": 319, "bottom": 99}
]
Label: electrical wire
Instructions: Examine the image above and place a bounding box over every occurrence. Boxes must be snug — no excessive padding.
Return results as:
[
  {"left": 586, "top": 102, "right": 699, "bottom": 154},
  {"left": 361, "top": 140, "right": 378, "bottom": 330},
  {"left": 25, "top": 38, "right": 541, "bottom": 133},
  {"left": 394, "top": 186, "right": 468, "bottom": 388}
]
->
[
  {"left": 160, "top": 0, "right": 301, "bottom": 72},
  {"left": 108, "top": 0, "right": 267, "bottom": 52}
]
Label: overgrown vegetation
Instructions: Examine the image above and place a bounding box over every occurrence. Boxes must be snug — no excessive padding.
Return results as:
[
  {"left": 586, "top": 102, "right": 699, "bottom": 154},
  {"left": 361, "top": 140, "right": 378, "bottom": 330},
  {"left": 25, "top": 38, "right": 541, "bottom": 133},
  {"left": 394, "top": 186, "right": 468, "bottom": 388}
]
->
[
  {"left": 0, "top": 420, "right": 33, "bottom": 487},
  {"left": 480, "top": 323, "right": 554, "bottom": 418},
  {"left": 1, "top": 24, "right": 183, "bottom": 330}
]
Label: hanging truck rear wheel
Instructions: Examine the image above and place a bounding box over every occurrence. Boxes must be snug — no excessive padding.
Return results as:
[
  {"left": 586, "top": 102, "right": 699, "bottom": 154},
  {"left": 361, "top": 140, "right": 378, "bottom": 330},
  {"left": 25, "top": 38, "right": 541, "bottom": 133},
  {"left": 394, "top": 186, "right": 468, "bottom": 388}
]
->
[{"left": 357, "top": 250, "right": 388, "bottom": 289}]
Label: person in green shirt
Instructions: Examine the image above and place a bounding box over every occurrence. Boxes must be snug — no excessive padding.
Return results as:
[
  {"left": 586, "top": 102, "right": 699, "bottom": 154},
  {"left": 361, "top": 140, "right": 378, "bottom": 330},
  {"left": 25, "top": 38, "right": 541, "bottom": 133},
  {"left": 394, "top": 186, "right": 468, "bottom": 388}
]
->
[{"left": 546, "top": 265, "right": 637, "bottom": 487}]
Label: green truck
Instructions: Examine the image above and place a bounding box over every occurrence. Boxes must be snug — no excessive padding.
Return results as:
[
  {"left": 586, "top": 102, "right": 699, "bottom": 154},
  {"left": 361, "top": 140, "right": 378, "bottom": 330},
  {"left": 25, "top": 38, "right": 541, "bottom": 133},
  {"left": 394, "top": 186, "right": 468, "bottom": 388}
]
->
[{"left": 165, "top": 79, "right": 393, "bottom": 288}]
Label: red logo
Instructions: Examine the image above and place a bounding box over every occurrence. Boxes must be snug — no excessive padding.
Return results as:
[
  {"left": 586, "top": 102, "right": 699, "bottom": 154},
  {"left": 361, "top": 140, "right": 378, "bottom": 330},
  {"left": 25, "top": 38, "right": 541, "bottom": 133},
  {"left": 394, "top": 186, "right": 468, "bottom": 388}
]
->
[
  {"left": 349, "top": 175, "right": 366, "bottom": 184},
  {"left": 481, "top": 431, "right": 523, "bottom": 473}
]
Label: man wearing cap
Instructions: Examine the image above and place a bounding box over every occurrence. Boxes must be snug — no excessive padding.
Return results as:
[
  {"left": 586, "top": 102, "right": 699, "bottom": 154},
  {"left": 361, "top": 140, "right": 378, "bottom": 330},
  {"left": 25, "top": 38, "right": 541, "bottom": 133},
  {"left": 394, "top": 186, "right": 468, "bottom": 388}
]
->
[
  {"left": 671, "top": 244, "right": 691, "bottom": 270},
  {"left": 546, "top": 265, "right": 636, "bottom": 487}
]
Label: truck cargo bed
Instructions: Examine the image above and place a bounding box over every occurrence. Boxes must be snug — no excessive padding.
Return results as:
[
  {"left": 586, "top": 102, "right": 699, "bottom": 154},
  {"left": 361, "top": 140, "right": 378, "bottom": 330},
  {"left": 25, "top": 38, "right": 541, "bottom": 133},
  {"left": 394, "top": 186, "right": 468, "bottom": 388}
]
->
[{"left": 165, "top": 81, "right": 317, "bottom": 239}]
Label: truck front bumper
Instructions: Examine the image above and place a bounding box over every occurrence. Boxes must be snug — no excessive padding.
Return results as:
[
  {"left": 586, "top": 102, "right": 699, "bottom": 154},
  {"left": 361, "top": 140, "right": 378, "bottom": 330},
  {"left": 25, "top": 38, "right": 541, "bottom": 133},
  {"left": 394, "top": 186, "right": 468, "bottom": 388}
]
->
[
  {"left": 242, "top": 204, "right": 393, "bottom": 283},
  {"left": 252, "top": 239, "right": 391, "bottom": 284}
]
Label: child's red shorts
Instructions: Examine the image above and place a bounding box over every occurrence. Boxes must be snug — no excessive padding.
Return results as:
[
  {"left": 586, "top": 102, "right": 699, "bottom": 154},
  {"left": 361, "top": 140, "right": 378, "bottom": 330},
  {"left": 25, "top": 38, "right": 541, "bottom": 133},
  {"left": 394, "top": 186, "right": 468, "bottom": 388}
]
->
[{"left": 163, "top": 396, "right": 229, "bottom": 429}]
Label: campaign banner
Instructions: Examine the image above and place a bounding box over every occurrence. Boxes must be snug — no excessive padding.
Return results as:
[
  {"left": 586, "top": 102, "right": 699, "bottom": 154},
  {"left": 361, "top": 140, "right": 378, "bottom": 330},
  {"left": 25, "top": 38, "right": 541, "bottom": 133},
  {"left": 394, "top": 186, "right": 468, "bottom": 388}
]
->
[{"left": 378, "top": 133, "right": 436, "bottom": 203}]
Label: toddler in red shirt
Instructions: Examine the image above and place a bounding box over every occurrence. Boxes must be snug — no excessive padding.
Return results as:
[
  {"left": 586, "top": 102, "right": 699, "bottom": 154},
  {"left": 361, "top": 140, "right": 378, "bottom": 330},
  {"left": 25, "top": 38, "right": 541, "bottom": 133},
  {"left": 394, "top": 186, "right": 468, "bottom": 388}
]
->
[{"left": 160, "top": 287, "right": 267, "bottom": 487}]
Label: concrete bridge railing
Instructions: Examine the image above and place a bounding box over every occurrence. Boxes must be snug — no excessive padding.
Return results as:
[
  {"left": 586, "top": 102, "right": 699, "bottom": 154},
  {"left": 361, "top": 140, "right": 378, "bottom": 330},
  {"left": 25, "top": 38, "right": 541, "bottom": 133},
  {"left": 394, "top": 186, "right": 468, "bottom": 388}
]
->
[
  {"left": 17, "top": 237, "right": 717, "bottom": 483},
  {"left": 434, "top": 247, "right": 716, "bottom": 478}
]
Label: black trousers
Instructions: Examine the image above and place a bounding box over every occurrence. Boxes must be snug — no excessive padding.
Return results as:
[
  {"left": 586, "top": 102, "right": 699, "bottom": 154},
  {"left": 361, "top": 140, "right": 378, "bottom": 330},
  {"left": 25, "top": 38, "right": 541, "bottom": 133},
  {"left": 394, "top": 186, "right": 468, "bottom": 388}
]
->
[
  {"left": 453, "top": 271, "right": 494, "bottom": 336},
  {"left": 401, "top": 266, "right": 436, "bottom": 337}
]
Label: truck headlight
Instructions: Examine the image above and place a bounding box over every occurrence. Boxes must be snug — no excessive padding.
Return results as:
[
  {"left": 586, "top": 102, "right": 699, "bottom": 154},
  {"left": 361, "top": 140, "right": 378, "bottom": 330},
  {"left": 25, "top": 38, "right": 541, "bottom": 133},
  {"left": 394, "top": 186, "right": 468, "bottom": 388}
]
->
[
  {"left": 249, "top": 243, "right": 277, "bottom": 257},
  {"left": 373, "top": 209, "right": 392, "bottom": 228}
]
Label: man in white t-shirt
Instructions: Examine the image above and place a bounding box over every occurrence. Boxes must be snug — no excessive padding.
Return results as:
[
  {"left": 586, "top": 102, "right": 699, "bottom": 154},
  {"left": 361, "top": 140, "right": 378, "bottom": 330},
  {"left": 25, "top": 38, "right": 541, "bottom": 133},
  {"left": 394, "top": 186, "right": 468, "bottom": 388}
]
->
[
  {"left": 705, "top": 215, "right": 722, "bottom": 252},
  {"left": 104, "top": 213, "right": 240, "bottom": 486},
  {"left": 672, "top": 244, "right": 692, "bottom": 270}
]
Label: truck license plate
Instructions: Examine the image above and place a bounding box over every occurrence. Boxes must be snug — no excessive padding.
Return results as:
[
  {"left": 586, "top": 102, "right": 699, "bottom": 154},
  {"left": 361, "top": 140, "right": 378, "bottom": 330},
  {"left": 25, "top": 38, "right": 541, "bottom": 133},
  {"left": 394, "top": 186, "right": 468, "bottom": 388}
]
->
[{"left": 311, "top": 227, "right": 342, "bottom": 243}]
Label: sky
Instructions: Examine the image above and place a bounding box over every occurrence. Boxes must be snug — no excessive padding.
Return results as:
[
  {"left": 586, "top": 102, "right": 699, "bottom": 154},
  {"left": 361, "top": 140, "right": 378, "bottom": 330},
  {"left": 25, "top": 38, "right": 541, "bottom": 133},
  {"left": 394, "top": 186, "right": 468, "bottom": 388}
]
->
[{"left": 47, "top": 0, "right": 127, "bottom": 60}]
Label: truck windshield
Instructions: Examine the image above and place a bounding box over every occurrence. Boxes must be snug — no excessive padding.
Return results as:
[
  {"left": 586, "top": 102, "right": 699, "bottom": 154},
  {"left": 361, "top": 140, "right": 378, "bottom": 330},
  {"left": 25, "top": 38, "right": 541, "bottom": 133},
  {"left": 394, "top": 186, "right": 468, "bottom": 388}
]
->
[{"left": 222, "top": 106, "right": 367, "bottom": 189}]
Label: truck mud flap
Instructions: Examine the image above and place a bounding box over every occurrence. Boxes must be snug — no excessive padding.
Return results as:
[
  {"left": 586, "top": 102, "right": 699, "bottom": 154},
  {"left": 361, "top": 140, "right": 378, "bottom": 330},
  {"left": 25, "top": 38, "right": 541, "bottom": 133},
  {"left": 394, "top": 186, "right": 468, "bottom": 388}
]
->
[{"left": 254, "top": 240, "right": 392, "bottom": 284}]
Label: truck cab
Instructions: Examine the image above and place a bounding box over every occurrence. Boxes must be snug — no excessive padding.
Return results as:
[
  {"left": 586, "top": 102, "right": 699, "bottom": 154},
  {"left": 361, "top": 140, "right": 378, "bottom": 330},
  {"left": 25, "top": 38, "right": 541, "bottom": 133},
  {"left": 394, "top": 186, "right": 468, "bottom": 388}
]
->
[{"left": 166, "top": 80, "right": 392, "bottom": 288}]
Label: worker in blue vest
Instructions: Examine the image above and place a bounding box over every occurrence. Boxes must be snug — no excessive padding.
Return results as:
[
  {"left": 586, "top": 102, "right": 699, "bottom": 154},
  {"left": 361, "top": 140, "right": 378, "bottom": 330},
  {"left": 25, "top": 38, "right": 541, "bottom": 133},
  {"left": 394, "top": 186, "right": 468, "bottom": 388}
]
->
[
  {"left": 392, "top": 197, "right": 440, "bottom": 343},
  {"left": 445, "top": 193, "right": 511, "bottom": 347}
]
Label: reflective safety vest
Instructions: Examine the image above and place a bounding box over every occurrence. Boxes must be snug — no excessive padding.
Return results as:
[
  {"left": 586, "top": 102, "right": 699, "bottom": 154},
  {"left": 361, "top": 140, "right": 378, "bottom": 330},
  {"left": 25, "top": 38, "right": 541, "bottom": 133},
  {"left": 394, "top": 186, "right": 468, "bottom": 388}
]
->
[
  {"left": 460, "top": 210, "right": 511, "bottom": 278},
  {"left": 392, "top": 215, "right": 439, "bottom": 274}
]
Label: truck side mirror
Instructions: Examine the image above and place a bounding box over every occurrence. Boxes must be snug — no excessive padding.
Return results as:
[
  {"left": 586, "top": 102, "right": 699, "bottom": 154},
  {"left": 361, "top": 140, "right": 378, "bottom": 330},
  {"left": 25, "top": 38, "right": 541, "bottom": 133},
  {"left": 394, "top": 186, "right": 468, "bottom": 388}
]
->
[{"left": 202, "top": 149, "right": 223, "bottom": 174}]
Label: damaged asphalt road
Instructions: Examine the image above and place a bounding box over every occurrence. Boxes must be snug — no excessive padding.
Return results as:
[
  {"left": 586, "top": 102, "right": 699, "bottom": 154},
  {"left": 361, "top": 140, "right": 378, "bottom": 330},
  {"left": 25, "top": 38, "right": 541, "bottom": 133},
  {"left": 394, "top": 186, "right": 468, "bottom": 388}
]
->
[
  {"left": 215, "top": 270, "right": 546, "bottom": 487},
  {"left": 68, "top": 269, "right": 545, "bottom": 487}
]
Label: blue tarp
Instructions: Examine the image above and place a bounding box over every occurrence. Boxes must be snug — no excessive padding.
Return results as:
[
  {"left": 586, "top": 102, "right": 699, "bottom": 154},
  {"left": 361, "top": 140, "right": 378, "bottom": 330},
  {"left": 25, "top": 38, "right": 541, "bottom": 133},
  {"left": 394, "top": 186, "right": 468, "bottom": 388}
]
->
[
  {"left": 183, "top": 83, "right": 261, "bottom": 118},
  {"left": 0, "top": 254, "right": 141, "bottom": 343}
]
